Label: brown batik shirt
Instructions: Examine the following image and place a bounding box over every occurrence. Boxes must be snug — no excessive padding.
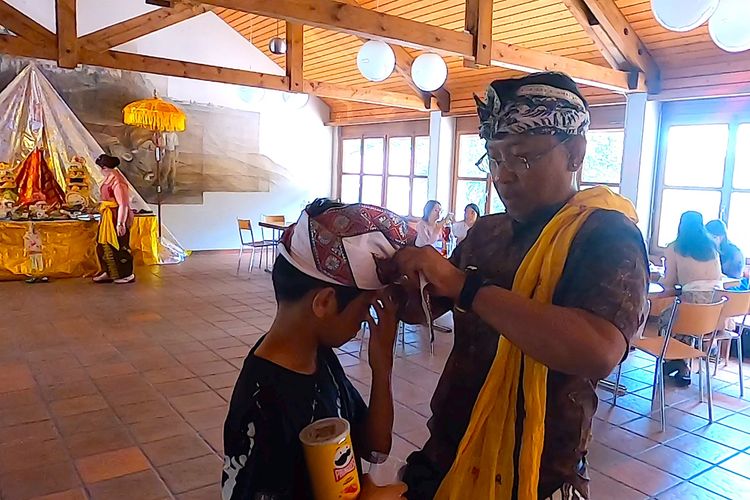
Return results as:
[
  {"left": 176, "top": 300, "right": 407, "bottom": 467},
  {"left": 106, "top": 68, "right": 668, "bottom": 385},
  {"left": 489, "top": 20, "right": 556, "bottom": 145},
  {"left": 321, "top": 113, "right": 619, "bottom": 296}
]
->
[{"left": 402, "top": 203, "right": 649, "bottom": 500}]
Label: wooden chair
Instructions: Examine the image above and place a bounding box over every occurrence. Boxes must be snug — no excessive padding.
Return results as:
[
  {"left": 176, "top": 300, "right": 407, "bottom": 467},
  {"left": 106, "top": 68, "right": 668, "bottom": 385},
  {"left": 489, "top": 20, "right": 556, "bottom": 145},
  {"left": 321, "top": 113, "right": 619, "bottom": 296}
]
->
[
  {"left": 236, "top": 219, "right": 273, "bottom": 274},
  {"left": 629, "top": 297, "right": 727, "bottom": 430},
  {"left": 711, "top": 289, "right": 750, "bottom": 397}
]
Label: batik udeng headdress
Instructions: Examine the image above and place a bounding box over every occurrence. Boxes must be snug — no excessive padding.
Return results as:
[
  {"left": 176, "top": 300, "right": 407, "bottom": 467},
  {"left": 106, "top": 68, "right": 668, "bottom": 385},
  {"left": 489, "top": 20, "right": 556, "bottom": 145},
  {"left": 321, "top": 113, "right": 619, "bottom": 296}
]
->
[
  {"left": 279, "top": 199, "right": 417, "bottom": 290},
  {"left": 475, "top": 72, "right": 591, "bottom": 141}
]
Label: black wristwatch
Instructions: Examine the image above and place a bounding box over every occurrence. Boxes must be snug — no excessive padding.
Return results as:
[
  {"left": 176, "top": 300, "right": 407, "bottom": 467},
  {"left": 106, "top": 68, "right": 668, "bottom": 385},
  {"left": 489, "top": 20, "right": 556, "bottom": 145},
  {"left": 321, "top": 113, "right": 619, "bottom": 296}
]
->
[{"left": 455, "top": 266, "right": 487, "bottom": 313}]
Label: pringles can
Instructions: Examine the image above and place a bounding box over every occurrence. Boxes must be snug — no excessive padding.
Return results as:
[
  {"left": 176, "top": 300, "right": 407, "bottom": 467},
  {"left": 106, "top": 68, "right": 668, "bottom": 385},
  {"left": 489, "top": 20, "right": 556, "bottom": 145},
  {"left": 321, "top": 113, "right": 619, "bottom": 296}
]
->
[{"left": 299, "top": 417, "right": 361, "bottom": 499}]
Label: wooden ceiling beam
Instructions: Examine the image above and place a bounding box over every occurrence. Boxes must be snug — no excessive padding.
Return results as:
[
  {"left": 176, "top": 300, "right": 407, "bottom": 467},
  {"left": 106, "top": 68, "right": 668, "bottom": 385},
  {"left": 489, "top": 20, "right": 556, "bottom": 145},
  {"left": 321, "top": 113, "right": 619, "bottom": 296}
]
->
[
  {"left": 561, "top": 0, "right": 660, "bottom": 90},
  {"left": 0, "top": 33, "right": 55, "bottom": 60},
  {"left": 464, "top": 0, "right": 493, "bottom": 66},
  {"left": 192, "top": 0, "right": 474, "bottom": 56},
  {"left": 304, "top": 80, "right": 434, "bottom": 110},
  {"left": 80, "top": 3, "right": 208, "bottom": 52},
  {"left": 491, "top": 40, "right": 645, "bottom": 93},
  {"left": 286, "top": 22, "right": 303, "bottom": 92},
  {"left": 56, "top": 0, "right": 77, "bottom": 69},
  {"left": 79, "top": 48, "right": 291, "bottom": 91},
  {"left": 0, "top": 0, "right": 55, "bottom": 44}
]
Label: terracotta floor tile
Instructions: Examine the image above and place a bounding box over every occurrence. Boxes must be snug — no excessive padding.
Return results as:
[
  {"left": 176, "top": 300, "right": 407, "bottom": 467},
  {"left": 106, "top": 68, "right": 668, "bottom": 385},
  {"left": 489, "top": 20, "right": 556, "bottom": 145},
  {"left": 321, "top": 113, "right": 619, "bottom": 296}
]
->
[
  {"left": 719, "top": 452, "right": 750, "bottom": 479},
  {"left": 197, "top": 426, "right": 223, "bottom": 454},
  {"left": 658, "top": 481, "right": 730, "bottom": 500},
  {"left": 0, "top": 362, "right": 35, "bottom": 393},
  {"left": 128, "top": 415, "right": 194, "bottom": 443},
  {"left": 182, "top": 406, "right": 227, "bottom": 431},
  {"left": 0, "top": 388, "right": 44, "bottom": 408},
  {"left": 155, "top": 378, "right": 211, "bottom": 397},
  {"left": 597, "top": 456, "right": 681, "bottom": 496},
  {"left": 594, "top": 422, "right": 659, "bottom": 455},
  {"left": 64, "top": 426, "right": 134, "bottom": 459},
  {"left": 717, "top": 412, "right": 750, "bottom": 432},
  {"left": 201, "top": 337, "right": 243, "bottom": 350},
  {"left": 142, "top": 366, "right": 195, "bottom": 384},
  {"left": 202, "top": 371, "right": 239, "bottom": 390},
  {"left": 213, "top": 346, "right": 249, "bottom": 360},
  {"left": 86, "top": 362, "right": 136, "bottom": 380},
  {"left": 666, "top": 433, "right": 740, "bottom": 464},
  {"left": 0, "top": 461, "right": 80, "bottom": 500},
  {"left": 595, "top": 403, "right": 643, "bottom": 426},
  {"left": 174, "top": 351, "right": 220, "bottom": 365},
  {"left": 636, "top": 445, "right": 713, "bottom": 480},
  {"left": 50, "top": 394, "right": 109, "bottom": 418},
  {"left": 0, "top": 402, "right": 50, "bottom": 427},
  {"left": 0, "top": 419, "right": 58, "bottom": 445},
  {"left": 40, "top": 379, "right": 100, "bottom": 402},
  {"left": 142, "top": 433, "right": 213, "bottom": 466},
  {"left": 691, "top": 467, "right": 750, "bottom": 498},
  {"left": 216, "top": 387, "right": 234, "bottom": 402},
  {"left": 620, "top": 416, "right": 686, "bottom": 443},
  {"left": 587, "top": 470, "right": 648, "bottom": 500},
  {"left": 176, "top": 484, "right": 221, "bottom": 500},
  {"left": 113, "top": 399, "right": 176, "bottom": 424},
  {"left": 691, "top": 423, "right": 750, "bottom": 450},
  {"left": 673, "top": 400, "right": 734, "bottom": 421},
  {"left": 56, "top": 408, "right": 121, "bottom": 436},
  {"left": 188, "top": 360, "right": 236, "bottom": 377},
  {"left": 169, "top": 391, "right": 226, "bottom": 414},
  {"left": 158, "top": 454, "right": 222, "bottom": 494},
  {"left": 75, "top": 447, "right": 150, "bottom": 484},
  {"left": 30, "top": 487, "right": 88, "bottom": 500},
  {"left": 586, "top": 441, "right": 630, "bottom": 471},
  {"left": 87, "top": 470, "right": 170, "bottom": 500},
  {"left": 0, "top": 438, "right": 68, "bottom": 474}
]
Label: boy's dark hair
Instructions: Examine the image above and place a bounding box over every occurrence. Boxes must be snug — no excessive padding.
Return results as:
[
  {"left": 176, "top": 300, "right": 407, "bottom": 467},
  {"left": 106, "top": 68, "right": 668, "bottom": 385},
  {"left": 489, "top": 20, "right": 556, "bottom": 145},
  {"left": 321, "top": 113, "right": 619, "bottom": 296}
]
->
[{"left": 271, "top": 198, "right": 364, "bottom": 311}]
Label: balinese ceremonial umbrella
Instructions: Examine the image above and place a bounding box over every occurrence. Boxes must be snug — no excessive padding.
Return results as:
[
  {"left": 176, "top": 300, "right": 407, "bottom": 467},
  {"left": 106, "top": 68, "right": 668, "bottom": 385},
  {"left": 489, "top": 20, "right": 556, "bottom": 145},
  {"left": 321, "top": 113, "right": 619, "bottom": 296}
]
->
[{"left": 123, "top": 92, "right": 186, "bottom": 236}]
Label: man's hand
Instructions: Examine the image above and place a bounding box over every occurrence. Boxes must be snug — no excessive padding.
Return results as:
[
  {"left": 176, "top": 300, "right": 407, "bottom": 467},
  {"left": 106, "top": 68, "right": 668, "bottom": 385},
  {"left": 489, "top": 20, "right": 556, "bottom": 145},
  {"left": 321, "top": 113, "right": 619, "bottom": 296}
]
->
[
  {"left": 367, "top": 289, "right": 399, "bottom": 377},
  {"left": 393, "top": 247, "right": 465, "bottom": 300},
  {"left": 359, "top": 475, "right": 407, "bottom": 499},
  {"left": 116, "top": 223, "right": 126, "bottom": 237}
]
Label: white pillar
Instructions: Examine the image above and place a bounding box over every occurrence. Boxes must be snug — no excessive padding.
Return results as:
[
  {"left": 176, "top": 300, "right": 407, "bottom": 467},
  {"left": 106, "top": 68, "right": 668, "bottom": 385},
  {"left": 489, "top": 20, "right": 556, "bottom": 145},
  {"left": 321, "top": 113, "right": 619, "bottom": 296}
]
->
[
  {"left": 428, "top": 111, "right": 455, "bottom": 208},
  {"left": 620, "top": 93, "right": 661, "bottom": 240}
]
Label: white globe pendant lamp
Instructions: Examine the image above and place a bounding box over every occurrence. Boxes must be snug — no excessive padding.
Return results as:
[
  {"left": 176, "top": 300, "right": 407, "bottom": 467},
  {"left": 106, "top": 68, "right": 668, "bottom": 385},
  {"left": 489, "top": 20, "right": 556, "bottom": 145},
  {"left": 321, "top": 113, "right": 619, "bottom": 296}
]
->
[
  {"left": 651, "top": 0, "right": 719, "bottom": 32},
  {"left": 708, "top": 0, "right": 750, "bottom": 53},
  {"left": 411, "top": 53, "right": 448, "bottom": 92},
  {"left": 357, "top": 40, "right": 395, "bottom": 82},
  {"left": 283, "top": 92, "right": 309, "bottom": 109}
]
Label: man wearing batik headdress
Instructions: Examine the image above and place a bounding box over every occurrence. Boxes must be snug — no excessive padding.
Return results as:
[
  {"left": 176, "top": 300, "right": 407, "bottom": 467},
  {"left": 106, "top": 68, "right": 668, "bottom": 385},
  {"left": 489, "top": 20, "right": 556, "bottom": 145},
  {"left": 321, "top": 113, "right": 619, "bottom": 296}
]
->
[
  {"left": 395, "top": 72, "right": 649, "bottom": 499},
  {"left": 222, "top": 199, "right": 412, "bottom": 500}
]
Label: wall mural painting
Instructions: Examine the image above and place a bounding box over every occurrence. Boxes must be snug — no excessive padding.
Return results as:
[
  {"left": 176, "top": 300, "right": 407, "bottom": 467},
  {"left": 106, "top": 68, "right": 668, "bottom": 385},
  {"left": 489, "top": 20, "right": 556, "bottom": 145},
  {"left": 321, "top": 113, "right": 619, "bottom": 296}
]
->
[{"left": 0, "top": 56, "right": 289, "bottom": 204}]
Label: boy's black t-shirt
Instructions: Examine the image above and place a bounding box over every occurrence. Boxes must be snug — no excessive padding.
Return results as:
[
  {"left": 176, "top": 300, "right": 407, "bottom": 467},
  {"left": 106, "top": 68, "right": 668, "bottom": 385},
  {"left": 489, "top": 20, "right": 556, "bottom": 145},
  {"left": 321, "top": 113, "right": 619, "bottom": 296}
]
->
[{"left": 222, "top": 339, "right": 368, "bottom": 500}]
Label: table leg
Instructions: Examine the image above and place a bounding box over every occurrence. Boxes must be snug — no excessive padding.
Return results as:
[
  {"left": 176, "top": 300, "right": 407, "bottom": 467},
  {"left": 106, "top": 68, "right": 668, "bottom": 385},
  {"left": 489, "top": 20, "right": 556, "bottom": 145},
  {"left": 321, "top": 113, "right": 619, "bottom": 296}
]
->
[{"left": 264, "top": 228, "right": 279, "bottom": 273}]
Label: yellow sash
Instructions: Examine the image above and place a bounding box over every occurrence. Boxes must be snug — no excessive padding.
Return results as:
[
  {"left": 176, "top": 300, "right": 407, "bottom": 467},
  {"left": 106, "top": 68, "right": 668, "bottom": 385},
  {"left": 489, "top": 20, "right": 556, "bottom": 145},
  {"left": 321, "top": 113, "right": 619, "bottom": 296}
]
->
[
  {"left": 436, "top": 186, "right": 638, "bottom": 500},
  {"left": 98, "top": 200, "right": 120, "bottom": 250}
]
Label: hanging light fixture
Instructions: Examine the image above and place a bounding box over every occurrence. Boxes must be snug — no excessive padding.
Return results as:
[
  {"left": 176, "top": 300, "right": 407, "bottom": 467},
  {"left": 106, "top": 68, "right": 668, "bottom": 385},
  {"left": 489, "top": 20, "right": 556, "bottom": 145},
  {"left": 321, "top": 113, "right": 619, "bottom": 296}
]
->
[
  {"left": 709, "top": 0, "right": 750, "bottom": 53},
  {"left": 356, "top": 40, "right": 395, "bottom": 82},
  {"left": 268, "top": 19, "right": 287, "bottom": 55},
  {"left": 651, "top": 0, "right": 719, "bottom": 32},
  {"left": 411, "top": 53, "right": 448, "bottom": 92},
  {"left": 283, "top": 92, "right": 309, "bottom": 109}
]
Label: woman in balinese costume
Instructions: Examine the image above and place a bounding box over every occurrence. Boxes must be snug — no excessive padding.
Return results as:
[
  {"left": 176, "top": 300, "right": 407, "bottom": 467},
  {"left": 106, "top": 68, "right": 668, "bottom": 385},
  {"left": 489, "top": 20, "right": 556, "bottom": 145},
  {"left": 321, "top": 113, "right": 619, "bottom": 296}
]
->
[{"left": 93, "top": 154, "right": 135, "bottom": 284}]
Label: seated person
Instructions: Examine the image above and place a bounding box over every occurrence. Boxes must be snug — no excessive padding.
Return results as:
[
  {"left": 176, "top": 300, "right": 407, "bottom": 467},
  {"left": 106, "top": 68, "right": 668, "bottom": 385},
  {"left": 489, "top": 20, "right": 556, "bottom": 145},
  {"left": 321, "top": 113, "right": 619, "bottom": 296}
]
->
[
  {"left": 415, "top": 200, "right": 450, "bottom": 248},
  {"left": 706, "top": 219, "right": 746, "bottom": 279},
  {"left": 451, "top": 203, "right": 480, "bottom": 246},
  {"left": 222, "top": 199, "right": 411, "bottom": 500}
]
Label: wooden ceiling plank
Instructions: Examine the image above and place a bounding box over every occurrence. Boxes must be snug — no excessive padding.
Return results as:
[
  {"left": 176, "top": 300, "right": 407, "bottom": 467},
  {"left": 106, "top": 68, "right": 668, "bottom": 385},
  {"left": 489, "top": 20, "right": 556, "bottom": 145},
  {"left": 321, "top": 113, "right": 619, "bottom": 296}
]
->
[
  {"left": 80, "top": 3, "right": 208, "bottom": 52},
  {"left": 56, "top": 0, "right": 77, "bottom": 68},
  {"left": 0, "top": 0, "right": 55, "bottom": 44},
  {"left": 303, "top": 80, "right": 433, "bottom": 110},
  {"left": 0, "top": 33, "right": 55, "bottom": 60},
  {"left": 286, "top": 22, "right": 303, "bottom": 92}
]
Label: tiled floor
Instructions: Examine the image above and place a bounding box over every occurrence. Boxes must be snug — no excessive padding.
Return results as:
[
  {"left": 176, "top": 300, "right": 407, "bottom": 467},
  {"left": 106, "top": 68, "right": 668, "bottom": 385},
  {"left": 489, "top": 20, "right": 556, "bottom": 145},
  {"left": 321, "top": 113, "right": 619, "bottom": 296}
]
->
[{"left": 2, "top": 252, "right": 750, "bottom": 499}]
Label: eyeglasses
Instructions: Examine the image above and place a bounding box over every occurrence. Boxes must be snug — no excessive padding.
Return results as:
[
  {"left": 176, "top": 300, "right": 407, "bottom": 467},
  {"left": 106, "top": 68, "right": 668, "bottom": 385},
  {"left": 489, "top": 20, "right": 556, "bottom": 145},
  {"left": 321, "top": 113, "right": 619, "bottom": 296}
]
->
[{"left": 475, "top": 135, "right": 572, "bottom": 176}]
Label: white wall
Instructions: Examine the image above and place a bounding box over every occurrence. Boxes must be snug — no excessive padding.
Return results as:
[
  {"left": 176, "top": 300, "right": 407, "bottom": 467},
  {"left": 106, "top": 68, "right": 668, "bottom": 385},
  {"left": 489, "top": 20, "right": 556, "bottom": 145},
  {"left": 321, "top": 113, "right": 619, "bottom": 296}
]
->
[{"left": 6, "top": 1, "right": 334, "bottom": 251}]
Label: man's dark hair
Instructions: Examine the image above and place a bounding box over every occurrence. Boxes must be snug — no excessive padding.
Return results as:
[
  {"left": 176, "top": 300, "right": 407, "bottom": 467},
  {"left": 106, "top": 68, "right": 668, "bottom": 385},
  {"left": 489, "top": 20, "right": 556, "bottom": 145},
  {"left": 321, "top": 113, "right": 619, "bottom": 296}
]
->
[{"left": 271, "top": 197, "right": 363, "bottom": 311}]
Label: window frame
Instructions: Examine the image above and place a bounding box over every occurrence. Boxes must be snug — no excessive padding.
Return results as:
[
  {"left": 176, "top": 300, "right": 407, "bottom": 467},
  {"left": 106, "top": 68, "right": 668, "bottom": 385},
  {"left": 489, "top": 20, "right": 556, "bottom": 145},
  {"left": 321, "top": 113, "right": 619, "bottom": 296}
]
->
[
  {"left": 337, "top": 121, "right": 429, "bottom": 216},
  {"left": 579, "top": 128, "right": 624, "bottom": 192},
  {"left": 451, "top": 117, "right": 495, "bottom": 215},
  {"left": 650, "top": 98, "right": 750, "bottom": 256}
]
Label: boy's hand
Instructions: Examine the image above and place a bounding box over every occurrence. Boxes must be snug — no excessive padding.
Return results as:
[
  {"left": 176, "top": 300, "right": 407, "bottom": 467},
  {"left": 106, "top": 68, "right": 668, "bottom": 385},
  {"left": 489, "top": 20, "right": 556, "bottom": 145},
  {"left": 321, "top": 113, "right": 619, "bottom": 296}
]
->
[
  {"left": 367, "top": 289, "right": 399, "bottom": 376},
  {"left": 359, "top": 475, "right": 407, "bottom": 499}
]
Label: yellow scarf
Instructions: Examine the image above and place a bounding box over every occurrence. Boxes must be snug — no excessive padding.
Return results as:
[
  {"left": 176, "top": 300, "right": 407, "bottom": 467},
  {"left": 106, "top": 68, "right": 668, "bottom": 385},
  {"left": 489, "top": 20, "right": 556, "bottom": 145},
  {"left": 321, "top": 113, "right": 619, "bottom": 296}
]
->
[
  {"left": 436, "top": 186, "right": 638, "bottom": 500},
  {"left": 98, "top": 200, "right": 120, "bottom": 250}
]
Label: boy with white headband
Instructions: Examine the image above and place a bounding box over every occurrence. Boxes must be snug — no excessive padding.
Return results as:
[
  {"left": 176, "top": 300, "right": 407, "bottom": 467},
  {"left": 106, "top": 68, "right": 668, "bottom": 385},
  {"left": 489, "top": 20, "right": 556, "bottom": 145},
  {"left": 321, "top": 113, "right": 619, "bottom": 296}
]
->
[{"left": 222, "top": 199, "right": 413, "bottom": 499}]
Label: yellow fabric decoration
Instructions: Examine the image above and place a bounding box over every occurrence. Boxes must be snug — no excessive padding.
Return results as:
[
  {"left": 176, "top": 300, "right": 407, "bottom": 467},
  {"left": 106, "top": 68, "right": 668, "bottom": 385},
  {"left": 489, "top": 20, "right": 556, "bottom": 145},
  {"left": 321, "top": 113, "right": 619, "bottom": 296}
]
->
[
  {"left": 98, "top": 200, "right": 120, "bottom": 250},
  {"left": 436, "top": 186, "right": 638, "bottom": 500},
  {"left": 123, "top": 98, "right": 186, "bottom": 132},
  {"left": 130, "top": 216, "right": 160, "bottom": 266}
]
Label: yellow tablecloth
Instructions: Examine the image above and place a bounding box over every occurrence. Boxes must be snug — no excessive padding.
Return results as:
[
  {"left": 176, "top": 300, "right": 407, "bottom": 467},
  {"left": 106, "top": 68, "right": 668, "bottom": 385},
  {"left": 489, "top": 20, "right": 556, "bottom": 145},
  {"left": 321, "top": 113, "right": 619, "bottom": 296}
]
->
[{"left": 0, "top": 216, "right": 160, "bottom": 280}]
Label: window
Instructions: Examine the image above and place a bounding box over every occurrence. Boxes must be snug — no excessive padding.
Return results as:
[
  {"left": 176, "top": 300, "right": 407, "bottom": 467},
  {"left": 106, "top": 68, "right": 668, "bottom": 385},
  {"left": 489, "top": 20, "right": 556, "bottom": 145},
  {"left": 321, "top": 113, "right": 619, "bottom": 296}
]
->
[
  {"left": 339, "top": 124, "right": 429, "bottom": 217},
  {"left": 453, "top": 133, "right": 505, "bottom": 216},
  {"left": 580, "top": 130, "right": 624, "bottom": 192},
  {"left": 652, "top": 119, "right": 750, "bottom": 257}
]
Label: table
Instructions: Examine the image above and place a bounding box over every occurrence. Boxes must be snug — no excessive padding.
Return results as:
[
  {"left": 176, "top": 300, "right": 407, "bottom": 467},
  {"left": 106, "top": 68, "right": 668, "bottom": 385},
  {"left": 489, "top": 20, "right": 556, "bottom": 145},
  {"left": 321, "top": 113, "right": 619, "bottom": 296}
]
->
[
  {"left": 258, "top": 221, "right": 291, "bottom": 272},
  {"left": 0, "top": 216, "right": 161, "bottom": 281}
]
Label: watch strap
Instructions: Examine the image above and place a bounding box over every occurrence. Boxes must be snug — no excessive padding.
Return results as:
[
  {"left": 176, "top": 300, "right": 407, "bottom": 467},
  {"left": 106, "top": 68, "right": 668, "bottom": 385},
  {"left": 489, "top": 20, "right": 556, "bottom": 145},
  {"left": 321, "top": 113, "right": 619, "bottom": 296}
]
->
[{"left": 455, "top": 266, "right": 485, "bottom": 313}]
